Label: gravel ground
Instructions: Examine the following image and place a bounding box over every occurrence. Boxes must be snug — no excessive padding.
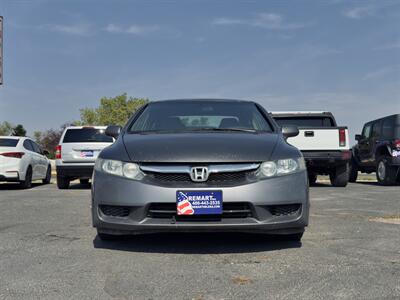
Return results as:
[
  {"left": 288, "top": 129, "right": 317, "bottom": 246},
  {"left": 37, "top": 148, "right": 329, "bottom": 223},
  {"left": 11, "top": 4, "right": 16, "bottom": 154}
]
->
[{"left": 0, "top": 180, "right": 399, "bottom": 300}]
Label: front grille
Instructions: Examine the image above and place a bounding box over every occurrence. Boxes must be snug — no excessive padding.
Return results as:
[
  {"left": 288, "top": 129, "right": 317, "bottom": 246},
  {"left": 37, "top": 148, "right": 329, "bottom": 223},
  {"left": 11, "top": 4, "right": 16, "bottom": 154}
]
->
[
  {"left": 147, "top": 202, "right": 253, "bottom": 219},
  {"left": 100, "top": 205, "right": 130, "bottom": 217},
  {"left": 146, "top": 171, "right": 251, "bottom": 185},
  {"left": 268, "top": 204, "right": 301, "bottom": 217}
]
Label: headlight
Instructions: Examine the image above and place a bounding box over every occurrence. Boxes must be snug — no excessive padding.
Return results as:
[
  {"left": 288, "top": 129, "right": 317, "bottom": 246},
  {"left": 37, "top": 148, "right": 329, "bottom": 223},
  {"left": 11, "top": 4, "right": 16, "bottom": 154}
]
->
[
  {"left": 258, "top": 157, "right": 305, "bottom": 178},
  {"left": 95, "top": 158, "right": 143, "bottom": 180}
]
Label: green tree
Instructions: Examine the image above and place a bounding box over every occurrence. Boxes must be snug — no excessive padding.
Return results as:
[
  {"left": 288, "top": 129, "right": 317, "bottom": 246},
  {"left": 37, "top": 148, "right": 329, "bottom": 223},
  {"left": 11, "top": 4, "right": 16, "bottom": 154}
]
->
[
  {"left": 78, "top": 93, "right": 149, "bottom": 126},
  {"left": 0, "top": 121, "right": 14, "bottom": 136},
  {"left": 12, "top": 124, "right": 27, "bottom": 136}
]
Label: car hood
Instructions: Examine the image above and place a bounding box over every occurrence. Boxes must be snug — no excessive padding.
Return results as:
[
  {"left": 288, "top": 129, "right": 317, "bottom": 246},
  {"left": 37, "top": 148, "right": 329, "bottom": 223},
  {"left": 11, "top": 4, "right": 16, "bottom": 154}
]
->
[{"left": 122, "top": 132, "right": 279, "bottom": 163}]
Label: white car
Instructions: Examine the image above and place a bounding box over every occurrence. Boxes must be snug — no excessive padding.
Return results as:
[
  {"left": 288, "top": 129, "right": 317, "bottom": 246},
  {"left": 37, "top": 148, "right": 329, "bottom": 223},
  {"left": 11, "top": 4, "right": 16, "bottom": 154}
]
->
[
  {"left": 0, "top": 136, "right": 52, "bottom": 188},
  {"left": 56, "top": 126, "right": 114, "bottom": 189}
]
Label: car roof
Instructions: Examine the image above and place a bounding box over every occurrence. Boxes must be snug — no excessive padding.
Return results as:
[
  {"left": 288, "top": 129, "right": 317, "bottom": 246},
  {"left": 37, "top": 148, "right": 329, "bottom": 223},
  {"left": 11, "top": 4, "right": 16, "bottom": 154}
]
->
[
  {"left": 152, "top": 98, "right": 255, "bottom": 104},
  {"left": 0, "top": 136, "right": 21, "bottom": 139},
  {"left": 365, "top": 114, "right": 400, "bottom": 124},
  {"left": 64, "top": 126, "right": 108, "bottom": 130},
  {"left": 271, "top": 111, "right": 331, "bottom": 115}
]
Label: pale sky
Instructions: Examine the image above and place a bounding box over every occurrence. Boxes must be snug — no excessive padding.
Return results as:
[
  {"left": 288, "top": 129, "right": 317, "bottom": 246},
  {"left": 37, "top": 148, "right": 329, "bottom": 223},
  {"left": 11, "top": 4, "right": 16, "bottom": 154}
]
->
[{"left": 0, "top": 0, "right": 399, "bottom": 142}]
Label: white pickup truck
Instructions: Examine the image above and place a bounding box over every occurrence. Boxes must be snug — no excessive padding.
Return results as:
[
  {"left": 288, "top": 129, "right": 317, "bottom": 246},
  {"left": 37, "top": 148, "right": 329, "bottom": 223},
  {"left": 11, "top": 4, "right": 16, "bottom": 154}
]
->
[{"left": 271, "top": 111, "right": 351, "bottom": 187}]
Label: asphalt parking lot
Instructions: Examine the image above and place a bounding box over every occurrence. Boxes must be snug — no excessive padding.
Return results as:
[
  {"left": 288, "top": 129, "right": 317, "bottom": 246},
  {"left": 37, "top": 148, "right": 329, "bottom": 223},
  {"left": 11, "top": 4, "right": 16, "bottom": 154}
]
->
[{"left": 0, "top": 180, "right": 399, "bottom": 300}]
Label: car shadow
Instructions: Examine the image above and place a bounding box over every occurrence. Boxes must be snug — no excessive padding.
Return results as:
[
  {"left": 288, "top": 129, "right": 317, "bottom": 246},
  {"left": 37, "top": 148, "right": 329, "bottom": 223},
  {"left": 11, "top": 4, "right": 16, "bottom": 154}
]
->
[
  {"left": 0, "top": 182, "right": 44, "bottom": 190},
  {"left": 68, "top": 182, "right": 92, "bottom": 190},
  {"left": 309, "top": 182, "right": 332, "bottom": 188},
  {"left": 93, "top": 232, "right": 302, "bottom": 254}
]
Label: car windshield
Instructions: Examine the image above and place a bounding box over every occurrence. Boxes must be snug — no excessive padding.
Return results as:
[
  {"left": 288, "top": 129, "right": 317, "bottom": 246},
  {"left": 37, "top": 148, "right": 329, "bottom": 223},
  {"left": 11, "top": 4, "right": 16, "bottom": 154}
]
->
[
  {"left": 274, "top": 117, "right": 334, "bottom": 128},
  {"left": 0, "top": 138, "right": 19, "bottom": 147},
  {"left": 128, "top": 101, "right": 273, "bottom": 133},
  {"left": 62, "top": 128, "right": 113, "bottom": 143}
]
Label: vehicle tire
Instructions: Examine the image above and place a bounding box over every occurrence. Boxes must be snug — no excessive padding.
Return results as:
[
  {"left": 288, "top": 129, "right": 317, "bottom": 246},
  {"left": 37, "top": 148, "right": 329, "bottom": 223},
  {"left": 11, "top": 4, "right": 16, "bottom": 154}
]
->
[
  {"left": 80, "top": 179, "right": 90, "bottom": 185},
  {"left": 42, "top": 165, "right": 52, "bottom": 184},
  {"left": 376, "top": 156, "right": 397, "bottom": 186},
  {"left": 308, "top": 173, "right": 317, "bottom": 185},
  {"left": 57, "top": 176, "right": 70, "bottom": 189},
  {"left": 97, "top": 230, "right": 118, "bottom": 241},
  {"left": 349, "top": 159, "right": 358, "bottom": 183},
  {"left": 330, "top": 163, "right": 349, "bottom": 187},
  {"left": 20, "top": 166, "right": 32, "bottom": 189}
]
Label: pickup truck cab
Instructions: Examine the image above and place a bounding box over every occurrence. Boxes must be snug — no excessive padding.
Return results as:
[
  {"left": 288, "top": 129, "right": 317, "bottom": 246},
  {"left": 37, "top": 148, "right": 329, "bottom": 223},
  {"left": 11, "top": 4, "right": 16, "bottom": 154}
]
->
[
  {"left": 350, "top": 114, "right": 400, "bottom": 185},
  {"left": 271, "top": 111, "right": 351, "bottom": 187}
]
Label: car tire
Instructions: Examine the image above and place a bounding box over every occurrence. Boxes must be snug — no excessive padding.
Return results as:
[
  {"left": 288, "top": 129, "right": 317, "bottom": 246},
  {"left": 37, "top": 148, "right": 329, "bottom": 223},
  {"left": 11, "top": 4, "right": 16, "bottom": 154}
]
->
[
  {"left": 20, "top": 166, "right": 32, "bottom": 189},
  {"left": 42, "top": 165, "right": 52, "bottom": 184},
  {"left": 376, "top": 156, "right": 397, "bottom": 186},
  {"left": 349, "top": 158, "right": 358, "bottom": 183},
  {"left": 80, "top": 179, "right": 90, "bottom": 185},
  {"left": 57, "top": 176, "right": 70, "bottom": 189},
  {"left": 308, "top": 173, "right": 317, "bottom": 185},
  {"left": 97, "top": 230, "right": 119, "bottom": 241},
  {"left": 330, "top": 163, "right": 349, "bottom": 187}
]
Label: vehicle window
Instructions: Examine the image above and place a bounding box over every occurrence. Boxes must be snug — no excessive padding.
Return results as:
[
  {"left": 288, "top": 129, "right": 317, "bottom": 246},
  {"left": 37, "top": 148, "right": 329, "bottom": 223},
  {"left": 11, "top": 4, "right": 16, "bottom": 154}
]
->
[
  {"left": 0, "top": 138, "right": 19, "bottom": 147},
  {"left": 382, "top": 118, "right": 394, "bottom": 139},
  {"left": 62, "top": 128, "right": 113, "bottom": 143},
  {"left": 29, "top": 140, "right": 42, "bottom": 154},
  {"left": 129, "top": 102, "right": 273, "bottom": 133},
  {"left": 362, "top": 124, "right": 372, "bottom": 139},
  {"left": 273, "top": 117, "right": 334, "bottom": 128},
  {"left": 23, "top": 140, "right": 34, "bottom": 151},
  {"left": 372, "top": 121, "right": 382, "bottom": 138}
]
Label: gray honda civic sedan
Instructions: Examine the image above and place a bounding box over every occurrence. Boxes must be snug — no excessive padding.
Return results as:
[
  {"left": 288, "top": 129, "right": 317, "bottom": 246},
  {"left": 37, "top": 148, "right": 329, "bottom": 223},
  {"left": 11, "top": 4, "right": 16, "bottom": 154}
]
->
[{"left": 92, "top": 99, "right": 309, "bottom": 241}]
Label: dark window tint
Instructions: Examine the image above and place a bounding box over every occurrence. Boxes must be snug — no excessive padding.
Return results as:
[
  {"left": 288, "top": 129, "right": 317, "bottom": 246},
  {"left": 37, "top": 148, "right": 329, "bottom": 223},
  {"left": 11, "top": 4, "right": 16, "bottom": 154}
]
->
[
  {"left": 372, "top": 121, "right": 382, "bottom": 138},
  {"left": 129, "top": 102, "right": 273, "bottom": 132},
  {"left": 0, "top": 138, "right": 19, "bottom": 147},
  {"left": 382, "top": 117, "right": 395, "bottom": 139},
  {"left": 30, "top": 141, "right": 42, "bottom": 154},
  {"left": 23, "top": 140, "right": 34, "bottom": 151},
  {"left": 274, "top": 117, "right": 334, "bottom": 128},
  {"left": 62, "top": 128, "right": 113, "bottom": 143}
]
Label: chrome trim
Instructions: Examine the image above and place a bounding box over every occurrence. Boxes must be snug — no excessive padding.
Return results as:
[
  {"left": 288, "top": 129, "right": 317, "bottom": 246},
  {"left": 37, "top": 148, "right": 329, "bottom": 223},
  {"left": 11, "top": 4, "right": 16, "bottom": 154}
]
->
[{"left": 140, "top": 163, "right": 260, "bottom": 174}]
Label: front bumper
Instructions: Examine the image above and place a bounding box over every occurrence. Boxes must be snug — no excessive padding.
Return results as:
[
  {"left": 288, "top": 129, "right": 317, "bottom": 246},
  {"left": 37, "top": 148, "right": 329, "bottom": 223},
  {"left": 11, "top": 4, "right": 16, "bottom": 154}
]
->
[
  {"left": 0, "top": 173, "right": 20, "bottom": 182},
  {"left": 92, "top": 171, "right": 309, "bottom": 235}
]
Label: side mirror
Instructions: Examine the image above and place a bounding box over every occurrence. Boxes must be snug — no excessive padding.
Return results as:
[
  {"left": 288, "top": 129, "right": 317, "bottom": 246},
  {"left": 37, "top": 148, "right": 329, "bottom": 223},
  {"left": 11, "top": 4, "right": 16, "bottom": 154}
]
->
[
  {"left": 282, "top": 126, "right": 299, "bottom": 138},
  {"left": 105, "top": 125, "right": 122, "bottom": 139},
  {"left": 355, "top": 134, "right": 362, "bottom": 141},
  {"left": 42, "top": 150, "right": 50, "bottom": 156}
]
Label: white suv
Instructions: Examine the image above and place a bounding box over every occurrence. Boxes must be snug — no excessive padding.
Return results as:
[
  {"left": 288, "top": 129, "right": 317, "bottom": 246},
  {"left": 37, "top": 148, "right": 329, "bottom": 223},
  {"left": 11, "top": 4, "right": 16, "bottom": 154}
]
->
[
  {"left": 0, "top": 136, "right": 51, "bottom": 189},
  {"left": 55, "top": 126, "right": 114, "bottom": 189}
]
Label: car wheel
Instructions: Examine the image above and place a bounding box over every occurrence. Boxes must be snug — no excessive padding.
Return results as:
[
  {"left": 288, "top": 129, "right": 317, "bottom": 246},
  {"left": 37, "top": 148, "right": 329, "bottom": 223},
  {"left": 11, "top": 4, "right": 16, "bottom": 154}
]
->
[
  {"left": 308, "top": 173, "right": 317, "bottom": 185},
  {"left": 349, "top": 158, "right": 358, "bottom": 183},
  {"left": 97, "top": 230, "right": 119, "bottom": 241},
  {"left": 80, "top": 179, "right": 90, "bottom": 185},
  {"left": 57, "top": 176, "right": 70, "bottom": 189},
  {"left": 330, "top": 163, "right": 349, "bottom": 187},
  {"left": 42, "top": 165, "right": 52, "bottom": 184},
  {"left": 20, "top": 166, "right": 32, "bottom": 189},
  {"left": 376, "top": 157, "right": 397, "bottom": 186}
]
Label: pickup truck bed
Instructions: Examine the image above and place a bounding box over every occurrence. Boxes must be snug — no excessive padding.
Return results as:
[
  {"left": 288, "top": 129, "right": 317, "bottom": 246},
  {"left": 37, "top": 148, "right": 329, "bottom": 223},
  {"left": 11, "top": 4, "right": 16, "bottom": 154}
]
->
[{"left": 272, "top": 111, "right": 351, "bottom": 187}]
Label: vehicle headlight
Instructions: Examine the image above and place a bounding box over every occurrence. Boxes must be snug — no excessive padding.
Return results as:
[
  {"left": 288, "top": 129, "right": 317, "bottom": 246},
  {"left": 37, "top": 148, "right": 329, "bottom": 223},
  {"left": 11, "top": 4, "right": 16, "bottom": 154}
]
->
[
  {"left": 95, "top": 158, "right": 143, "bottom": 180},
  {"left": 258, "top": 158, "right": 305, "bottom": 178}
]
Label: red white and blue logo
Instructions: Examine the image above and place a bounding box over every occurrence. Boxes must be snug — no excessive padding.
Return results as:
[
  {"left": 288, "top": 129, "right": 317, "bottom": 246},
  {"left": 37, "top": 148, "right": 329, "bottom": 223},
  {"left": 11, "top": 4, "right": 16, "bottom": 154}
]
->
[{"left": 176, "top": 191, "right": 222, "bottom": 215}]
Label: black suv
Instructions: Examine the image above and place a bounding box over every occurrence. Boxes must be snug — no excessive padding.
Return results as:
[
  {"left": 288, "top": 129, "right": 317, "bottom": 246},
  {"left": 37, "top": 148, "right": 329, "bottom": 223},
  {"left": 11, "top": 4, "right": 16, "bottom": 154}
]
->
[{"left": 350, "top": 114, "right": 400, "bottom": 185}]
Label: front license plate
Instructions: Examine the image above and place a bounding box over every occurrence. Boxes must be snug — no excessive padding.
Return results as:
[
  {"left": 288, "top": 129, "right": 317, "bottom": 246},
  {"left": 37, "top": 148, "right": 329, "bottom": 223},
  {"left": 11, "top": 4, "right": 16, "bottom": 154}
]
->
[
  {"left": 81, "top": 150, "right": 94, "bottom": 158},
  {"left": 176, "top": 191, "right": 222, "bottom": 215}
]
